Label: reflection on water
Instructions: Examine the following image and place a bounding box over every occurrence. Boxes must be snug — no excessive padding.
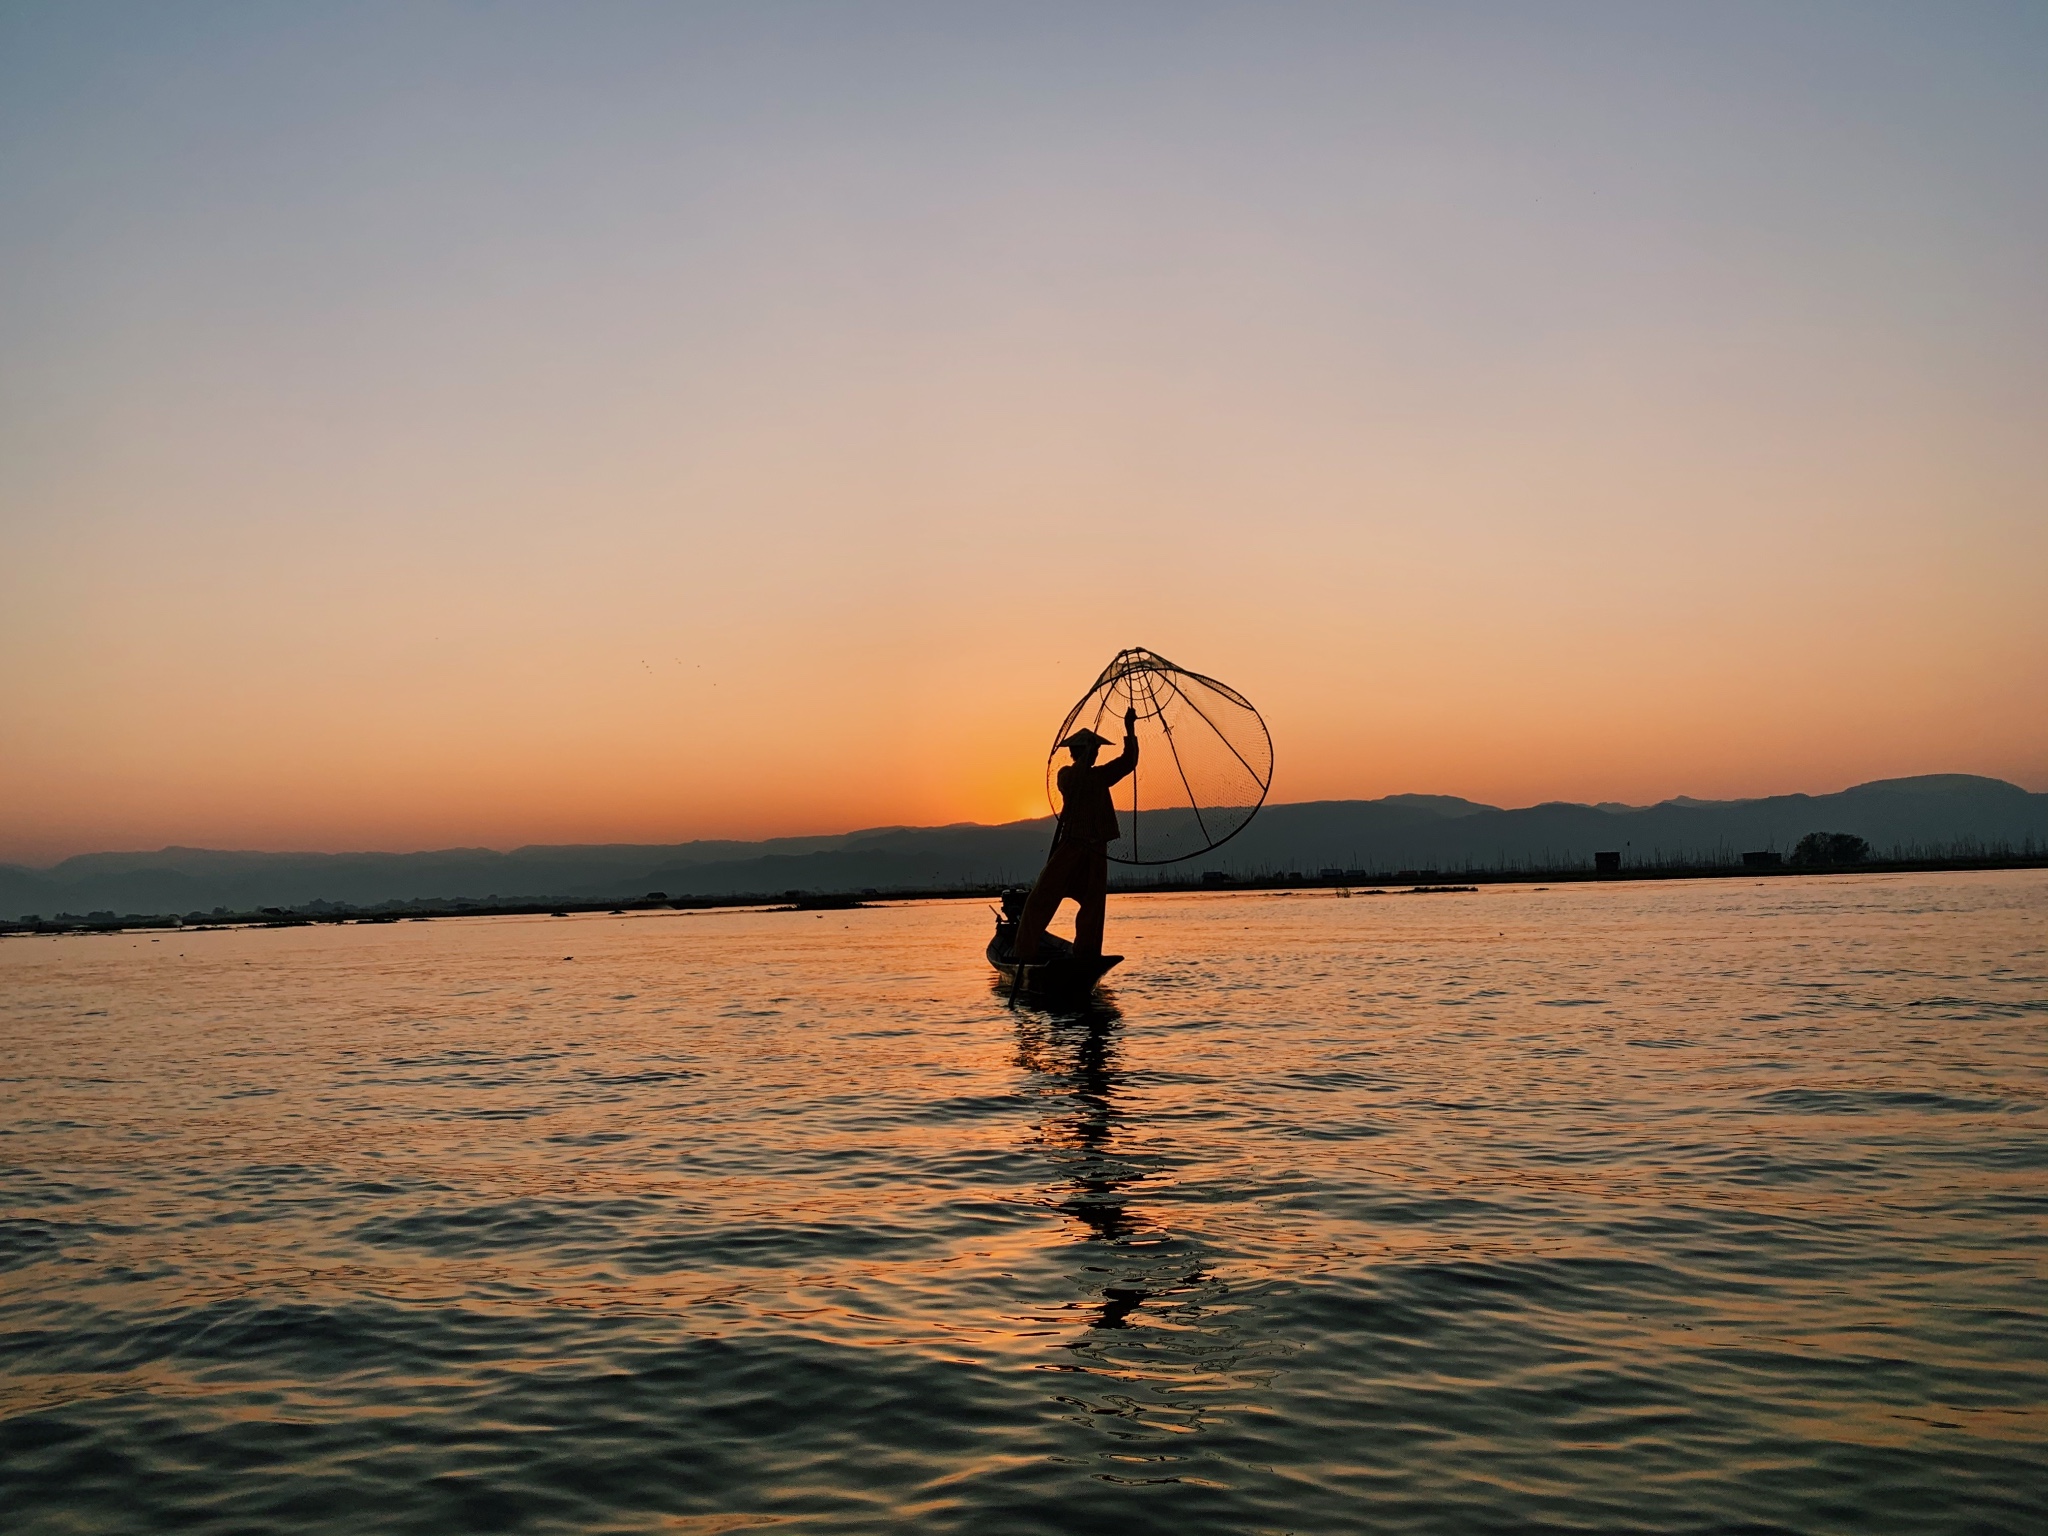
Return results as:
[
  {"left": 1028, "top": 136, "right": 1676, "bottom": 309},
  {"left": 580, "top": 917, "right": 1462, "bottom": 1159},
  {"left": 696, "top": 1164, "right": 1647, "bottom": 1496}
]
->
[
  {"left": 2, "top": 873, "right": 2046, "bottom": 1533},
  {"left": 1013, "top": 994, "right": 1269, "bottom": 1483},
  {"left": 1016, "top": 997, "right": 1222, "bottom": 1373},
  {"left": 1017, "top": 998, "right": 1140, "bottom": 1245}
]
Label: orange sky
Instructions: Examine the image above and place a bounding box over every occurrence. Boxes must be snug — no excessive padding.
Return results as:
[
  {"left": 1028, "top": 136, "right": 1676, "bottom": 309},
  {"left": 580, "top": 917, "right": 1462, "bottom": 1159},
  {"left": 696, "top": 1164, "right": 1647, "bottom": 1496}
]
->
[{"left": 3, "top": 6, "right": 2045, "bottom": 864}]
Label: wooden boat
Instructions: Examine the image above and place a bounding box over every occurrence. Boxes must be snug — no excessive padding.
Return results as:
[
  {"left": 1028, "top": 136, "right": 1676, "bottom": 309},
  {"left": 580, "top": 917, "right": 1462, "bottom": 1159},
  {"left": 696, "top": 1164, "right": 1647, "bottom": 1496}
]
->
[{"left": 987, "top": 893, "right": 1123, "bottom": 996}]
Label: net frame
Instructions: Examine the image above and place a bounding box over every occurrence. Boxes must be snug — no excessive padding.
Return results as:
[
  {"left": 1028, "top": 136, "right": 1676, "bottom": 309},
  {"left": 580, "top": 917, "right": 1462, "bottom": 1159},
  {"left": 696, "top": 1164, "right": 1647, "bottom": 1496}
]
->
[{"left": 1046, "top": 647, "right": 1274, "bottom": 866}]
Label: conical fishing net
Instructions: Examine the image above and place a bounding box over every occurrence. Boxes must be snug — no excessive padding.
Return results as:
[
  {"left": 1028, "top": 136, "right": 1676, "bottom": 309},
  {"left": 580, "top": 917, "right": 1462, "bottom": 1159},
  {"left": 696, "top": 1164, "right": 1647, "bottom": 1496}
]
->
[{"left": 1047, "top": 647, "right": 1273, "bottom": 865}]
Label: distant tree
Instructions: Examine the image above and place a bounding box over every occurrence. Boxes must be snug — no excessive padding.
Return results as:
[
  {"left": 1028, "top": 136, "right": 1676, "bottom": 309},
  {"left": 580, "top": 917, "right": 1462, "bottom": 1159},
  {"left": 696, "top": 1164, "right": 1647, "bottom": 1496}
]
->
[{"left": 1790, "top": 832, "right": 1870, "bottom": 866}]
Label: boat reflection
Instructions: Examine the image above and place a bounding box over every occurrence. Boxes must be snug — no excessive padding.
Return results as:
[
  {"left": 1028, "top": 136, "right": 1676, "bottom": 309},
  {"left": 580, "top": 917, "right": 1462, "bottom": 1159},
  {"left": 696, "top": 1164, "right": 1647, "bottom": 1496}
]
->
[{"left": 1008, "top": 992, "right": 1208, "bottom": 1337}]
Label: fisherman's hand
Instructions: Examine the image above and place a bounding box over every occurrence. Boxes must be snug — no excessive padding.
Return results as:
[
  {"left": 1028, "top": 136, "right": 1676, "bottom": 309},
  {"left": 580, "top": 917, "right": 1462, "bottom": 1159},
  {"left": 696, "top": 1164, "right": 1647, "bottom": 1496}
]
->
[{"left": 1124, "top": 706, "right": 1138, "bottom": 733}]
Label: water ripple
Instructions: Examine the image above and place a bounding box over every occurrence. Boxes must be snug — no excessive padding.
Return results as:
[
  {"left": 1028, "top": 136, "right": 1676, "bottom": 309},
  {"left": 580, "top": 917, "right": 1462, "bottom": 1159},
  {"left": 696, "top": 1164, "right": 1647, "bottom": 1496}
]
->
[{"left": 3, "top": 872, "right": 2046, "bottom": 1532}]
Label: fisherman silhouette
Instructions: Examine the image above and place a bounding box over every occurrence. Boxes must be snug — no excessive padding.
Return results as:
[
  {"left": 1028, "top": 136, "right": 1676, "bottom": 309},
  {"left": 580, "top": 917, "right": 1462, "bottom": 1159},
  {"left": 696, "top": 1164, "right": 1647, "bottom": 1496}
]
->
[{"left": 1012, "top": 705, "right": 1139, "bottom": 963}]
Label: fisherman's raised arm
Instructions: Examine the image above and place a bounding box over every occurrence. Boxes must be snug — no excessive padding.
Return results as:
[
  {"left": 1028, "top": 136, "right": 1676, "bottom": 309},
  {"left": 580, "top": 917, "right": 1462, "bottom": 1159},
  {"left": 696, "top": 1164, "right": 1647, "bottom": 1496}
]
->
[{"left": 1101, "top": 706, "right": 1140, "bottom": 785}]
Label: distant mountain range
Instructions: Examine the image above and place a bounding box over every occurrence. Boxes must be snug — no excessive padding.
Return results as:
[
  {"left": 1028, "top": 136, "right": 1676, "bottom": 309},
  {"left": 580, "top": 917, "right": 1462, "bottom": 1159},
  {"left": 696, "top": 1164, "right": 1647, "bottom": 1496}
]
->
[{"left": 5, "top": 775, "right": 2043, "bottom": 920}]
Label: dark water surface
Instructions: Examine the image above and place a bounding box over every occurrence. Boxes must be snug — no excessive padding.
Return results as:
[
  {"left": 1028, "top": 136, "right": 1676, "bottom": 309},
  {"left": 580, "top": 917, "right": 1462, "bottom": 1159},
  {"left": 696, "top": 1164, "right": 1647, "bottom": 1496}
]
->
[{"left": 3, "top": 873, "right": 2044, "bottom": 1533}]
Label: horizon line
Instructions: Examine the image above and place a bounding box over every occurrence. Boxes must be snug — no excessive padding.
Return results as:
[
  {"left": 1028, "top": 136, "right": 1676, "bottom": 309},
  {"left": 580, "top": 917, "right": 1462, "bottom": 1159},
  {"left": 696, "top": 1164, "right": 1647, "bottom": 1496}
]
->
[{"left": 11, "top": 771, "right": 2034, "bottom": 871}]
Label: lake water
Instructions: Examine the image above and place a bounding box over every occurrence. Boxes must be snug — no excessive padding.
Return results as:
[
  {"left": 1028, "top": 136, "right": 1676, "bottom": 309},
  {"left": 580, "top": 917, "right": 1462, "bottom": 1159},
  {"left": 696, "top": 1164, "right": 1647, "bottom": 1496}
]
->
[{"left": 3, "top": 872, "right": 2044, "bottom": 1534}]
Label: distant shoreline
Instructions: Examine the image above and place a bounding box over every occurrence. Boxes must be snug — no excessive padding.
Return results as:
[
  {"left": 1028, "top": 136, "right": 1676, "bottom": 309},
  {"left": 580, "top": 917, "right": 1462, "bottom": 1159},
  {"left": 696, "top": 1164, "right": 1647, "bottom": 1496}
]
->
[
  {"left": 10, "top": 775, "right": 2042, "bottom": 926},
  {"left": 5, "top": 853, "right": 2042, "bottom": 938}
]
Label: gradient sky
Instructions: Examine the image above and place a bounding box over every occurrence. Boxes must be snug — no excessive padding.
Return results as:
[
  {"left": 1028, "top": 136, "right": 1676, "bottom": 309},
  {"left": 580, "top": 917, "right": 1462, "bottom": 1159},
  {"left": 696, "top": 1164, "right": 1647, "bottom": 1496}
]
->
[{"left": 3, "top": 2, "right": 2044, "bottom": 863}]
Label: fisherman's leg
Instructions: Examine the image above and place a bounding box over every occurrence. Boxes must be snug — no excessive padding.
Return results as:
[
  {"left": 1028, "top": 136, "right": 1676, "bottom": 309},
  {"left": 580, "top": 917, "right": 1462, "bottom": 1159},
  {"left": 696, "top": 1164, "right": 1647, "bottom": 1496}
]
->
[
  {"left": 1072, "top": 846, "right": 1110, "bottom": 960},
  {"left": 1013, "top": 845, "right": 1079, "bottom": 960}
]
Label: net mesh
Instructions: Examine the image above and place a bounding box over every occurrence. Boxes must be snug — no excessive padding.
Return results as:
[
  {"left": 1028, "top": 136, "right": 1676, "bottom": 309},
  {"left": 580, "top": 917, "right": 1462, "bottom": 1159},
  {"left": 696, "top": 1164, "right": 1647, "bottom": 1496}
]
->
[{"left": 1046, "top": 648, "right": 1273, "bottom": 866}]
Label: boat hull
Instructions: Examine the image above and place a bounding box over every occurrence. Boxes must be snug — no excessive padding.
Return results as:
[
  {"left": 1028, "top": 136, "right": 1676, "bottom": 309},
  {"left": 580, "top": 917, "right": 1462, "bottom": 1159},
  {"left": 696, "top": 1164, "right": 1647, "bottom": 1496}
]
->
[{"left": 987, "top": 918, "right": 1122, "bottom": 996}]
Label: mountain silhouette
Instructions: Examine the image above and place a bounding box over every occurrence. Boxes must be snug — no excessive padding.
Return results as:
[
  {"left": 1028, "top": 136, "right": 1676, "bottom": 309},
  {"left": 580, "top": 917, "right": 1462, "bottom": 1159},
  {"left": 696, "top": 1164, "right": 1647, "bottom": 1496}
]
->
[{"left": 3, "top": 775, "right": 2041, "bottom": 920}]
